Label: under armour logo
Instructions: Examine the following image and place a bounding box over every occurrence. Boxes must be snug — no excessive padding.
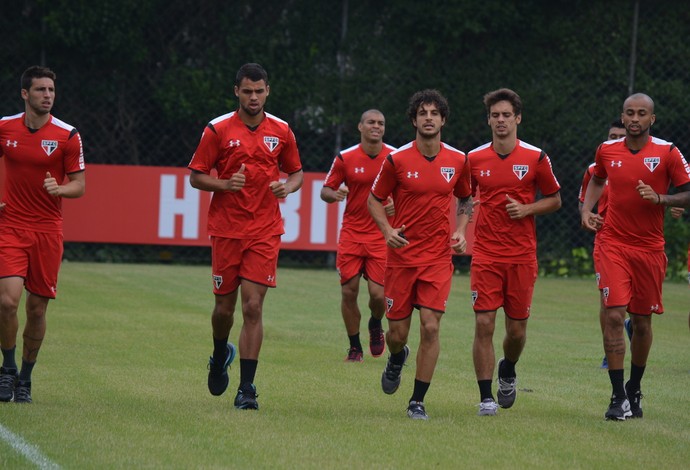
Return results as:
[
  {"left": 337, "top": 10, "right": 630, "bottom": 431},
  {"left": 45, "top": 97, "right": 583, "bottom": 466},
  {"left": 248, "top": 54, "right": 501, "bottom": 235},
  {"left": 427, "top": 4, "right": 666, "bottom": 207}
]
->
[
  {"left": 650, "top": 304, "right": 660, "bottom": 313},
  {"left": 354, "top": 167, "right": 364, "bottom": 173},
  {"left": 480, "top": 170, "right": 491, "bottom": 177},
  {"left": 407, "top": 171, "right": 419, "bottom": 178},
  {"left": 267, "top": 275, "right": 275, "bottom": 282},
  {"left": 6, "top": 140, "right": 17, "bottom": 147},
  {"left": 611, "top": 161, "right": 622, "bottom": 167},
  {"left": 228, "top": 139, "right": 241, "bottom": 147}
]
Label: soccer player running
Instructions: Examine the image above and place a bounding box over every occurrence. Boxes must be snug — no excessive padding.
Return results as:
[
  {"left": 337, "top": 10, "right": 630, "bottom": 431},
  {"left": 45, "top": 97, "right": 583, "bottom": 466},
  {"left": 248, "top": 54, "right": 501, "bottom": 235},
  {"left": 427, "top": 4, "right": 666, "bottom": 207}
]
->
[
  {"left": 188, "top": 63, "right": 303, "bottom": 410},
  {"left": 581, "top": 93, "right": 690, "bottom": 420},
  {"left": 321, "top": 110, "right": 396, "bottom": 362},
  {"left": 464, "top": 88, "right": 561, "bottom": 416},
  {"left": 579, "top": 121, "right": 628, "bottom": 369},
  {"left": 0, "top": 66, "right": 86, "bottom": 403},
  {"left": 368, "top": 89, "right": 472, "bottom": 420}
]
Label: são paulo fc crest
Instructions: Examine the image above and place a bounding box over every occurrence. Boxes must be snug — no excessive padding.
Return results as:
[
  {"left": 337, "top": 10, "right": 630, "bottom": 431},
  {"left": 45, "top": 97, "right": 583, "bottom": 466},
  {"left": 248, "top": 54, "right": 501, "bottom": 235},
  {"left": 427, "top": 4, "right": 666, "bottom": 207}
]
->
[
  {"left": 440, "top": 167, "right": 455, "bottom": 182},
  {"left": 42, "top": 140, "right": 58, "bottom": 156},
  {"left": 264, "top": 136, "right": 279, "bottom": 152},
  {"left": 213, "top": 275, "right": 223, "bottom": 290},
  {"left": 385, "top": 297, "right": 394, "bottom": 312},
  {"left": 644, "top": 157, "right": 660, "bottom": 172},
  {"left": 513, "top": 164, "right": 529, "bottom": 180},
  {"left": 471, "top": 290, "right": 478, "bottom": 305},
  {"left": 602, "top": 287, "right": 609, "bottom": 300}
]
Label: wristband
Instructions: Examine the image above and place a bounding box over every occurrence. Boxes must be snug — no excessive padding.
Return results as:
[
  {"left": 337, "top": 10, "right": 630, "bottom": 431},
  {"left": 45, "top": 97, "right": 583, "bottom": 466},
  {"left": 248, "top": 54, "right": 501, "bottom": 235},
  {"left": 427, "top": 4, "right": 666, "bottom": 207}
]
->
[{"left": 656, "top": 193, "right": 661, "bottom": 205}]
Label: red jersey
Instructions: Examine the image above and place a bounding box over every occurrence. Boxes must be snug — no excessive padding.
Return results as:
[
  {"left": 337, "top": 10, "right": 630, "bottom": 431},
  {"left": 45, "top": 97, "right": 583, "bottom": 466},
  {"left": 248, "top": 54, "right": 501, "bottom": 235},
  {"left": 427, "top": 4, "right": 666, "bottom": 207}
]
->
[
  {"left": 579, "top": 163, "right": 609, "bottom": 218},
  {"left": 0, "top": 113, "right": 85, "bottom": 233},
  {"left": 370, "top": 141, "right": 471, "bottom": 267},
  {"left": 593, "top": 136, "right": 690, "bottom": 251},
  {"left": 469, "top": 139, "right": 561, "bottom": 263},
  {"left": 188, "top": 111, "right": 302, "bottom": 239},
  {"left": 323, "top": 142, "right": 396, "bottom": 242}
]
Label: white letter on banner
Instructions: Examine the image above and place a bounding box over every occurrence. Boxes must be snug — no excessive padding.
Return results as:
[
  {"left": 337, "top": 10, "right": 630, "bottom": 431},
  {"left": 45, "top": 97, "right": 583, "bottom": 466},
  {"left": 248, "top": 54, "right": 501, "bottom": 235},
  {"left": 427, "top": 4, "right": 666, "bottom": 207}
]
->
[
  {"left": 310, "top": 179, "right": 327, "bottom": 244},
  {"left": 280, "top": 185, "right": 301, "bottom": 243},
  {"left": 158, "top": 174, "right": 200, "bottom": 239}
]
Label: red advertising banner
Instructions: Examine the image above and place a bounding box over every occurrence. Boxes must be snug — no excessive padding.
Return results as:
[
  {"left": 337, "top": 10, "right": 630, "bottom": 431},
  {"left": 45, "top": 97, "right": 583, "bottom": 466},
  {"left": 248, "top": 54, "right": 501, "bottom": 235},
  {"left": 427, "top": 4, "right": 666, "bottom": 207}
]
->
[{"left": 11, "top": 164, "right": 474, "bottom": 253}]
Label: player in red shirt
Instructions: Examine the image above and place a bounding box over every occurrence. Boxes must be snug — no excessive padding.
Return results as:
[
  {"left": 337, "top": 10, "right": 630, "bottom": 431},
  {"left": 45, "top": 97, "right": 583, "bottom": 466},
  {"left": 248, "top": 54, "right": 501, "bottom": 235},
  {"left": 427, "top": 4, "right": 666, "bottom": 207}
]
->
[
  {"left": 582, "top": 93, "right": 690, "bottom": 420},
  {"left": 464, "top": 88, "right": 561, "bottom": 416},
  {"left": 188, "top": 63, "right": 303, "bottom": 410},
  {"left": 321, "top": 110, "right": 396, "bottom": 362},
  {"left": 368, "top": 89, "right": 472, "bottom": 420},
  {"left": 579, "top": 121, "right": 626, "bottom": 369},
  {"left": 0, "top": 66, "right": 86, "bottom": 403}
]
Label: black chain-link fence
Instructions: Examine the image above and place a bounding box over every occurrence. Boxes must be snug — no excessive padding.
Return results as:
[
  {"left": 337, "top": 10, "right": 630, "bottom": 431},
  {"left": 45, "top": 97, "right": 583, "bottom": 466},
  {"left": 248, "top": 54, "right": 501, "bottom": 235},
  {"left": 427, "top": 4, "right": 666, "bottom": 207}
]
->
[{"left": 1, "top": 0, "right": 688, "bottom": 277}]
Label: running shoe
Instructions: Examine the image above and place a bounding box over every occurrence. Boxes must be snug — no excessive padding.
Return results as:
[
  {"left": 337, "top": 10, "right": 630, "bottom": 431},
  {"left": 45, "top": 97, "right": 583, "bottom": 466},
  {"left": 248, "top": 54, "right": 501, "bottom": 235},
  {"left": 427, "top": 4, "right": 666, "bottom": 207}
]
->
[
  {"left": 207, "top": 343, "right": 237, "bottom": 396},
  {"left": 381, "top": 345, "right": 410, "bottom": 395}
]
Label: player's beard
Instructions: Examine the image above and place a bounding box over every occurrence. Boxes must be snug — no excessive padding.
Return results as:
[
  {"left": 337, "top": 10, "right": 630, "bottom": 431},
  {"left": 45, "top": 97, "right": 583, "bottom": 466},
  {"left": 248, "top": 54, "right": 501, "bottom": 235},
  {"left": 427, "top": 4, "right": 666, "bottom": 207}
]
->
[{"left": 241, "top": 103, "right": 263, "bottom": 117}]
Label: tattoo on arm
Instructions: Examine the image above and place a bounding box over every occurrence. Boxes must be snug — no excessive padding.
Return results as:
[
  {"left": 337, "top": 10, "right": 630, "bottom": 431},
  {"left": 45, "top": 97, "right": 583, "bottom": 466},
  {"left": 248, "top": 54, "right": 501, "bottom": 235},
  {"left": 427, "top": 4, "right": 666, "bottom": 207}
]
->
[{"left": 457, "top": 197, "right": 473, "bottom": 218}]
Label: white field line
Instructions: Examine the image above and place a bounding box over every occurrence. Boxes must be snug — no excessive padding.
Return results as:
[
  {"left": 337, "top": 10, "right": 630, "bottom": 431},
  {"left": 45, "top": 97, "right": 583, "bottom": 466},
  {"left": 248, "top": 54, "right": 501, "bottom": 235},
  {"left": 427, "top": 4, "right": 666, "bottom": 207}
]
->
[{"left": 0, "top": 422, "right": 61, "bottom": 469}]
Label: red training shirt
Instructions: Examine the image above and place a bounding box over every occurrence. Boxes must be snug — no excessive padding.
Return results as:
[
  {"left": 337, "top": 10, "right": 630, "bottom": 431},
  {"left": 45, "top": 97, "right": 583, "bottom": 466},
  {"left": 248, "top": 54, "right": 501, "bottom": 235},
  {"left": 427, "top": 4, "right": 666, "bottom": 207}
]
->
[
  {"left": 469, "top": 139, "right": 561, "bottom": 263},
  {"left": 323, "top": 142, "right": 396, "bottom": 242},
  {"left": 0, "top": 113, "right": 85, "bottom": 233},
  {"left": 188, "top": 111, "right": 302, "bottom": 239},
  {"left": 370, "top": 141, "right": 471, "bottom": 267},
  {"left": 593, "top": 136, "right": 690, "bottom": 251}
]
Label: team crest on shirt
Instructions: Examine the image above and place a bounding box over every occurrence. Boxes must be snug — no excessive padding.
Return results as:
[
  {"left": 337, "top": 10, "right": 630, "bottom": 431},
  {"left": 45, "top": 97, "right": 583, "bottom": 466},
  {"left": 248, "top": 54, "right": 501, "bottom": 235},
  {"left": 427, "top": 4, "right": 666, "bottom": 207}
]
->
[
  {"left": 440, "top": 167, "right": 455, "bottom": 182},
  {"left": 263, "top": 136, "right": 279, "bottom": 152},
  {"left": 513, "top": 165, "right": 529, "bottom": 180},
  {"left": 471, "top": 290, "right": 478, "bottom": 305},
  {"left": 213, "top": 275, "right": 223, "bottom": 289},
  {"left": 41, "top": 140, "right": 58, "bottom": 156},
  {"left": 385, "top": 297, "right": 394, "bottom": 312},
  {"left": 644, "top": 157, "right": 660, "bottom": 172}
]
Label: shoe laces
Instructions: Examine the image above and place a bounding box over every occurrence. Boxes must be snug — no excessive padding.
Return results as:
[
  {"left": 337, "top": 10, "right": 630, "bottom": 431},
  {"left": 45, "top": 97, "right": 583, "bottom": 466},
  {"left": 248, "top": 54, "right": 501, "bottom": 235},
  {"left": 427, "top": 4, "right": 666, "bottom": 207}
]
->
[
  {"left": 0, "top": 373, "right": 16, "bottom": 387},
  {"left": 497, "top": 376, "right": 516, "bottom": 393},
  {"left": 479, "top": 399, "right": 498, "bottom": 410},
  {"left": 14, "top": 383, "right": 31, "bottom": 402}
]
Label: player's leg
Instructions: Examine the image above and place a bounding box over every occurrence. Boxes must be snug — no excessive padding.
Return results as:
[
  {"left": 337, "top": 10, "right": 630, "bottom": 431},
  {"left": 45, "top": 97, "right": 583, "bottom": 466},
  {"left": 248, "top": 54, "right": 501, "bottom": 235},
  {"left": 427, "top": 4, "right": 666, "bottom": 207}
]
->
[
  {"left": 599, "top": 296, "right": 608, "bottom": 368},
  {"left": 341, "top": 275, "right": 363, "bottom": 361},
  {"left": 0, "top": 277, "right": 24, "bottom": 402},
  {"left": 380, "top": 266, "right": 413, "bottom": 396},
  {"left": 365, "top": 252, "right": 386, "bottom": 357}
]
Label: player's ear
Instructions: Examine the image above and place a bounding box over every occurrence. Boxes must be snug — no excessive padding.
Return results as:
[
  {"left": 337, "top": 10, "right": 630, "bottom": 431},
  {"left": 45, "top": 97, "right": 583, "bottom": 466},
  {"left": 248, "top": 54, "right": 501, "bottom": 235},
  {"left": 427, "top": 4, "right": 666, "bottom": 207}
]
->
[
  {"left": 265, "top": 85, "right": 270, "bottom": 97},
  {"left": 234, "top": 86, "right": 239, "bottom": 98}
]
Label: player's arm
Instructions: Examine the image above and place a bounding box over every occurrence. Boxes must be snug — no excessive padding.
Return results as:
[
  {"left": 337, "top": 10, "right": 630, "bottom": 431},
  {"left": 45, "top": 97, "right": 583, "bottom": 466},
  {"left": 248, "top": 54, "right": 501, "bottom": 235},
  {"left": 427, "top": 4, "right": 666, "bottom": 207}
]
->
[
  {"left": 452, "top": 196, "right": 473, "bottom": 254},
  {"left": 44, "top": 170, "right": 85, "bottom": 198},
  {"left": 505, "top": 191, "right": 561, "bottom": 219},
  {"left": 320, "top": 185, "right": 349, "bottom": 203},
  {"left": 638, "top": 180, "right": 690, "bottom": 207},
  {"left": 189, "top": 165, "right": 247, "bottom": 193},
  {"left": 367, "top": 192, "right": 407, "bottom": 248},
  {"left": 270, "top": 169, "right": 303, "bottom": 199},
  {"left": 581, "top": 174, "right": 606, "bottom": 231}
]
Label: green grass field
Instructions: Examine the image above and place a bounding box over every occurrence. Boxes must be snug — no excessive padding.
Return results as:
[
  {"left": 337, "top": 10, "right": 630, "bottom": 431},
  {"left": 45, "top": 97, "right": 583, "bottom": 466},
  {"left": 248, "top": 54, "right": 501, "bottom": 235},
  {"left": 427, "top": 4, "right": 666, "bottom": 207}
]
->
[{"left": 1, "top": 262, "right": 689, "bottom": 469}]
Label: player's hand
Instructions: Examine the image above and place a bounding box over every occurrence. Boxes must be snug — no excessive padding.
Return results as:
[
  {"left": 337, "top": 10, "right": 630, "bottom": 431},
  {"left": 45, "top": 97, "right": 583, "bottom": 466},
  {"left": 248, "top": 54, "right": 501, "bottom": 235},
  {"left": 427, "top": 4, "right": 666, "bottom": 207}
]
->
[
  {"left": 580, "top": 209, "right": 603, "bottom": 232},
  {"left": 270, "top": 180, "right": 289, "bottom": 199},
  {"left": 670, "top": 206, "right": 685, "bottom": 219},
  {"left": 334, "top": 185, "right": 349, "bottom": 201},
  {"left": 44, "top": 171, "right": 60, "bottom": 197},
  {"left": 386, "top": 224, "right": 409, "bottom": 249},
  {"left": 636, "top": 180, "right": 659, "bottom": 204},
  {"left": 450, "top": 232, "right": 467, "bottom": 254},
  {"left": 226, "top": 164, "right": 246, "bottom": 192},
  {"left": 505, "top": 194, "right": 528, "bottom": 219},
  {"left": 384, "top": 196, "right": 395, "bottom": 217}
]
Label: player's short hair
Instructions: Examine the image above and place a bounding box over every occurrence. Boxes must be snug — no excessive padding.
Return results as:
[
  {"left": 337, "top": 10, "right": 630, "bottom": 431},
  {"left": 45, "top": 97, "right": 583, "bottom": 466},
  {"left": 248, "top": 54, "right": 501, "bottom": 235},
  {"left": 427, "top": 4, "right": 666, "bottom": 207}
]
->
[
  {"left": 235, "top": 63, "right": 269, "bottom": 87},
  {"left": 483, "top": 88, "right": 522, "bottom": 116},
  {"left": 610, "top": 120, "right": 625, "bottom": 129},
  {"left": 407, "top": 89, "right": 449, "bottom": 122},
  {"left": 360, "top": 109, "right": 384, "bottom": 123},
  {"left": 21, "top": 66, "right": 56, "bottom": 91}
]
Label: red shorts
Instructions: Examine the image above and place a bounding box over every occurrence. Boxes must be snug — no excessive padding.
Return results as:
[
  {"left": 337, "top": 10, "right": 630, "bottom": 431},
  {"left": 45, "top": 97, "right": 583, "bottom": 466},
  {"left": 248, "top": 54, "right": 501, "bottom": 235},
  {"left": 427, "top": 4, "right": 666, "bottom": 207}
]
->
[
  {"left": 687, "top": 243, "right": 689, "bottom": 286},
  {"left": 0, "top": 226, "right": 63, "bottom": 299},
  {"left": 336, "top": 238, "right": 385, "bottom": 285},
  {"left": 596, "top": 243, "right": 666, "bottom": 315},
  {"left": 384, "top": 262, "right": 453, "bottom": 321},
  {"left": 211, "top": 235, "right": 280, "bottom": 295},
  {"left": 470, "top": 260, "right": 538, "bottom": 320}
]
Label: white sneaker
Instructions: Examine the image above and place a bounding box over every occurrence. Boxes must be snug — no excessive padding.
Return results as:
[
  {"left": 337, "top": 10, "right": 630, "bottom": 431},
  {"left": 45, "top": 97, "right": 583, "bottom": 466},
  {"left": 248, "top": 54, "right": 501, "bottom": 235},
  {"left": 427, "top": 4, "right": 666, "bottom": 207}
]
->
[{"left": 478, "top": 398, "right": 498, "bottom": 416}]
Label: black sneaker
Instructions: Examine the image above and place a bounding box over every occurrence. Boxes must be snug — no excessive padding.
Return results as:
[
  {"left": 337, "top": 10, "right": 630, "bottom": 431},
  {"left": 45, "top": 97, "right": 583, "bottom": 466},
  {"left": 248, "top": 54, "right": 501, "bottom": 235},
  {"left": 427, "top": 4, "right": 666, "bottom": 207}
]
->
[
  {"left": 14, "top": 380, "right": 32, "bottom": 404},
  {"left": 625, "top": 381, "right": 643, "bottom": 418},
  {"left": 381, "top": 345, "right": 410, "bottom": 395},
  {"left": 496, "top": 358, "right": 517, "bottom": 409},
  {"left": 207, "top": 343, "right": 236, "bottom": 396},
  {"left": 406, "top": 401, "right": 429, "bottom": 420},
  {"left": 234, "top": 383, "right": 259, "bottom": 410},
  {"left": 604, "top": 394, "right": 632, "bottom": 421},
  {"left": 0, "top": 367, "right": 18, "bottom": 402}
]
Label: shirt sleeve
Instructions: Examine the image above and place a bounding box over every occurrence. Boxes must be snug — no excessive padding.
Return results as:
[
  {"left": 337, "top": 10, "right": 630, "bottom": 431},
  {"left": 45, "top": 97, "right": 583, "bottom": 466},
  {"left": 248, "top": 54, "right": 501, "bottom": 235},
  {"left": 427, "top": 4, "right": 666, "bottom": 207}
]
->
[
  {"left": 188, "top": 125, "right": 220, "bottom": 174},
  {"left": 278, "top": 128, "right": 302, "bottom": 174},
  {"left": 536, "top": 154, "right": 561, "bottom": 195},
  {"left": 323, "top": 155, "right": 345, "bottom": 190},
  {"left": 64, "top": 129, "right": 85, "bottom": 173},
  {"left": 454, "top": 155, "right": 472, "bottom": 199},
  {"left": 371, "top": 155, "right": 396, "bottom": 201}
]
